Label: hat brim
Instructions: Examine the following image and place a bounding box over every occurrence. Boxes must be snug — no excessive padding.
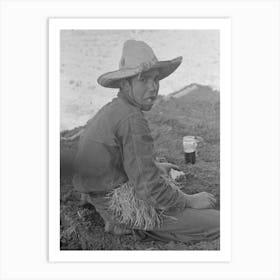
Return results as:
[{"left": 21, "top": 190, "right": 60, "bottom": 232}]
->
[{"left": 97, "top": 56, "right": 183, "bottom": 88}]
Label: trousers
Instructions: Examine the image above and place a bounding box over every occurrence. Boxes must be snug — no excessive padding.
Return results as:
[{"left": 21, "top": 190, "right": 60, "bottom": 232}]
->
[{"left": 85, "top": 192, "right": 220, "bottom": 244}]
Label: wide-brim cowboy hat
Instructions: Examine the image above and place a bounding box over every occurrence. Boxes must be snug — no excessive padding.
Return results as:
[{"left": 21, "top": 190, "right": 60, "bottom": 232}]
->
[{"left": 97, "top": 39, "right": 183, "bottom": 88}]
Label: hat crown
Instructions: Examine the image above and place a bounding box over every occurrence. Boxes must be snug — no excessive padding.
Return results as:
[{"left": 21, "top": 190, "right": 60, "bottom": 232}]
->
[{"left": 119, "top": 40, "right": 158, "bottom": 70}]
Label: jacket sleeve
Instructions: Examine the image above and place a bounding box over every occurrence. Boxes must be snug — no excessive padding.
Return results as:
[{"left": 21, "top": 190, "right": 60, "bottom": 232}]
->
[{"left": 116, "top": 112, "right": 187, "bottom": 210}]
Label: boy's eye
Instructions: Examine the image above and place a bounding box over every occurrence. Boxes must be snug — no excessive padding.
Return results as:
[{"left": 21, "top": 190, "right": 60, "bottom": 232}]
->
[{"left": 139, "top": 77, "right": 146, "bottom": 82}]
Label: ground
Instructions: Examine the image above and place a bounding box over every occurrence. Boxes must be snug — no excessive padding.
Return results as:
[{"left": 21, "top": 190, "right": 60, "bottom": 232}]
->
[{"left": 60, "top": 84, "right": 220, "bottom": 250}]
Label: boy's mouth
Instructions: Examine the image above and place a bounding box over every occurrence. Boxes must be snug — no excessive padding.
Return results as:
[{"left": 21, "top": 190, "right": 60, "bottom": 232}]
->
[{"left": 146, "top": 97, "right": 156, "bottom": 104}]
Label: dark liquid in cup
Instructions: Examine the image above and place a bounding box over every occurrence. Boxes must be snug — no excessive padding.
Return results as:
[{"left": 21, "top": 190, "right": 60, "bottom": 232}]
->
[{"left": 184, "top": 152, "right": 196, "bottom": 164}]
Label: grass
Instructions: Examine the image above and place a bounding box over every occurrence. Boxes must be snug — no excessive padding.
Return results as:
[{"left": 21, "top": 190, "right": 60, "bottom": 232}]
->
[{"left": 60, "top": 84, "right": 220, "bottom": 250}]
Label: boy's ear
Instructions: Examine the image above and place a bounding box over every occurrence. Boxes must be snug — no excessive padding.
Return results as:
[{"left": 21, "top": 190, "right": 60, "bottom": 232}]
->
[{"left": 120, "top": 79, "right": 130, "bottom": 91}]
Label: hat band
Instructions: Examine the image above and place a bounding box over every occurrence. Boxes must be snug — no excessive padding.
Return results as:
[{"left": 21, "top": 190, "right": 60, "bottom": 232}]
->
[{"left": 137, "top": 60, "right": 157, "bottom": 73}]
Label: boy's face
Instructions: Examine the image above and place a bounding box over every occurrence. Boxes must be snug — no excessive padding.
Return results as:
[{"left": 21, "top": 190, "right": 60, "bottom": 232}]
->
[{"left": 130, "top": 69, "right": 160, "bottom": 110}]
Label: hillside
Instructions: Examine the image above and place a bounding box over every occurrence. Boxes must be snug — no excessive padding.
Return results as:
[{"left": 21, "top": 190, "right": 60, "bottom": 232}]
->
[{"left": 60, "top": 84, "right": 220, "bottom": 250}]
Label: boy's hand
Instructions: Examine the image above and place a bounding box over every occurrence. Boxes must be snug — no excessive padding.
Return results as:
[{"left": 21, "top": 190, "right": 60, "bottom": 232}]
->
[
  {"left": 185, "top": 192, "right": 217, "bottom": 209},
  {"left": 155, "top": 162, "right": 180, "bottom": 175}
]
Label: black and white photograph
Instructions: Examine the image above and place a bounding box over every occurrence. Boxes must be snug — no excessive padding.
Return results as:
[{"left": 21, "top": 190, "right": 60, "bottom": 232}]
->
[
  {"left": 60, "top": 29, "right": 221, "bottom": 250},
  {"left": 49, "top": 18, "right": 231, "bottom": 261}
]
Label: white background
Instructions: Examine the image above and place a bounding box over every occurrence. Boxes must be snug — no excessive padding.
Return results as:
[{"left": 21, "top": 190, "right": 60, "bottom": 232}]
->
[{"left": 0, "top": 0, "right": 279, "bottom": 279}]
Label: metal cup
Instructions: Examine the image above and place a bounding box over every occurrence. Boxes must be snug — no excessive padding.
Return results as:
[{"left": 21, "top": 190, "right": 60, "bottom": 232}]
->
[{"left": 183, "top": 136, "right": 198, "bottom": 164}]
